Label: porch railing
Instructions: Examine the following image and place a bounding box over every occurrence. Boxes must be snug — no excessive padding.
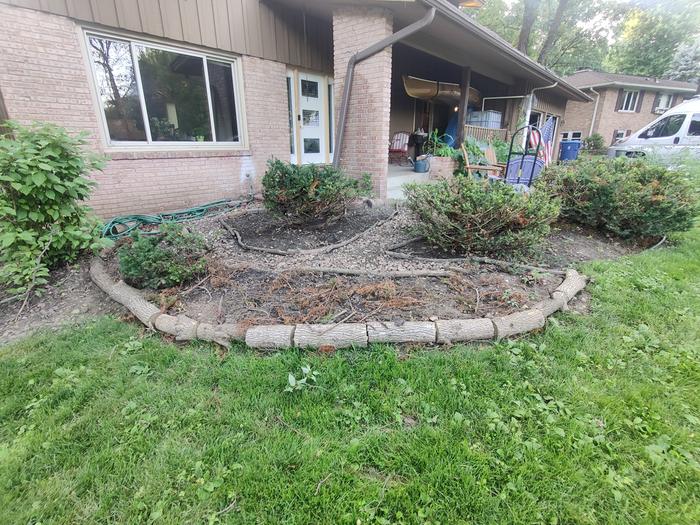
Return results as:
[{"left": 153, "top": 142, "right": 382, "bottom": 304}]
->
[{"left": 464, "top": 125, "right": 509, "bottom": 143}]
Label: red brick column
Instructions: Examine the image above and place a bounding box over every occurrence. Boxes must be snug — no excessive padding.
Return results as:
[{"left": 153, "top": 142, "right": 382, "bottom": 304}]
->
[{"left": 333, "top": 7, "right": 393, "bottom": 200}]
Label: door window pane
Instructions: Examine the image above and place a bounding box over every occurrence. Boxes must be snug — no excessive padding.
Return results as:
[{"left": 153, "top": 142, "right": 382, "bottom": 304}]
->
[
  {"left": 88, "top": 36, "right": 146, "bottom": 141},
  {"left": 301, "top": 79, "right": 318, "bottom": 98},
  {"left": 303, "top": 110, "right": 320, "bottom": 126},
  {"left": 207, "top": 60, "right": 239, "bottom": 142},
  {"left": 304, "top": 138, "right": 320, "bottom": 153},
  {"left": 136, "top": 46, "right": 212, "bottom": 142}
]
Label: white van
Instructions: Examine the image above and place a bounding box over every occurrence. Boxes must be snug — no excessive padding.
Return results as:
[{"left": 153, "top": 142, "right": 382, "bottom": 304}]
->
[{"left": 608, "top": 96, "right": 700, "bottom": 160}]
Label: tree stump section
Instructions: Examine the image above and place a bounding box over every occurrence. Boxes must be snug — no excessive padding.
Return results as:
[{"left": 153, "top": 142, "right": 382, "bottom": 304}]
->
[
  {"left": 435, "top": 318, "right": 494, "bottom": 343},
  {"left": 245, "top": 325, "right": 295, "bottom": 349},
  {"left": 367, "top": 321, "right": 436, "bottom": 344},
  {"left": 492, "top": 310, "right": 546, "bottom": 340},
  {"left": 555, "top": 269, "right": 588, "bottom": 302},
  {"left": 294, "top": 323, "right": 368, "bottom": 348}
]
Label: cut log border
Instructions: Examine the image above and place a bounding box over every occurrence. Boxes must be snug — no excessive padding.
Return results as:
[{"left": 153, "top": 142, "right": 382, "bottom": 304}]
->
[{"left": 90, "top": 257, "right": 588, "bottom": 351}]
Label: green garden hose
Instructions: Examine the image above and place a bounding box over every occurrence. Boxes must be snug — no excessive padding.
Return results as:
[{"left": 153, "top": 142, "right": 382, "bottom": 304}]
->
[{"left": 101, "top": 198, "right": 247, "bottom": 239}]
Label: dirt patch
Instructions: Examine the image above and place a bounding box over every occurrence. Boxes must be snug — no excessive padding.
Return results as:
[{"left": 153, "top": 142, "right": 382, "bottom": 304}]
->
[
  {"left": 2, "top": 205, "right": 633, "bottom": 345},
  {"left": 0, "top": 260, "right": 125, "bottom": 345},
  {"left": 228, "top": 205, "right": 394, "bottom": 252}
]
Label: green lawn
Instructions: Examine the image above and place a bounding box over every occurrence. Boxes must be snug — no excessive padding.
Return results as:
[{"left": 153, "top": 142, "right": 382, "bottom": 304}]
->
[{"left": 1, "top": 230, "right": 699, "bottom": 524}]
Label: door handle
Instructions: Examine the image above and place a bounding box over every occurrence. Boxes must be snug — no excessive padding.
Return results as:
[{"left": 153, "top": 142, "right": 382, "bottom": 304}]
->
[{"left": 673, "top": 137, "right": 680, "bottom": 144}]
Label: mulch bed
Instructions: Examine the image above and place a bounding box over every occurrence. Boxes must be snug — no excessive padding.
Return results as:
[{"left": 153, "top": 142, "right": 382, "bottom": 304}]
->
[{"left": 1, "top": 203, "right": 639, "bottom": 344}]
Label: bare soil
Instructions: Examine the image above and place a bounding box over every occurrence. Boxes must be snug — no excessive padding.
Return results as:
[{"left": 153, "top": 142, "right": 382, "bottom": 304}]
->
[{"left": 1, "top": 204, "right": 639, "bottom": 345}]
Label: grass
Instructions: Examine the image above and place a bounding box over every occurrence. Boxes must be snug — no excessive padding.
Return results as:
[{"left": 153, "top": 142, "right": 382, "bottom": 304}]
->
[{"left": 1, "top": 230, "right": 699, "bottom": 524}]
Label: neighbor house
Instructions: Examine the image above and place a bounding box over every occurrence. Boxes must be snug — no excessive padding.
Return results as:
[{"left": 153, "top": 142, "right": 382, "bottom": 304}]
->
[
  {"left": 561, "top": 70, "right": 698, "bottom": 146},
  {"left": 0, "top": 0, "right": 589, "bottom": 217}
]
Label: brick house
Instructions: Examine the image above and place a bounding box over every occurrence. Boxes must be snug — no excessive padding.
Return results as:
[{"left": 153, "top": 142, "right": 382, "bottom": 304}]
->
[
  {"left": 561, "top": 70, "right": 698, "bottom": 146},
  {"left": 0, "top": 0, "right": 588, "bottom": 217}
]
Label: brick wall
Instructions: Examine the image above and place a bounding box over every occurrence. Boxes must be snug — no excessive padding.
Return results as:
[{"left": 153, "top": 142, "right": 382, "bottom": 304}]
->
[
  {"left": 0, "top": 3, "right": 288, "bottom": 217},
  {"left": 333, "top": 7, "right": 393, "bottom": 200}
]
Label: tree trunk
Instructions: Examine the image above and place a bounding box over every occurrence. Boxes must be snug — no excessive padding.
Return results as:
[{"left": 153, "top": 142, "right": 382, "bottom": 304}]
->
[
  {"left": 537, "top": 0, "right": 570, "bottom": 64},
  {"left": 517, "top": 0, "right": 541, "bottom": 54}
]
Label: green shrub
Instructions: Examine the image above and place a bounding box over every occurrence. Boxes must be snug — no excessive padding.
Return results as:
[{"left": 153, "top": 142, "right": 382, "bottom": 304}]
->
[
  {"left": 425, "top": 130, "right": 458, "bottom": 158},
  {"left": 539, "top": 157, "right": 698, "bottom": 239},
  {"left": 0, "top": 121, "right": 110, "bottom": 295},
  {"left": 262, "top": 159, "right": 371, "bottom": 222},
  {"left": 404, "top": 176, "right": 560, "bottom": 255},
  {"left": 582, "top": 133, "right": 605, "bottom": 152},
  {"left": 118, "top": 223, "right": 207, "bottom": 289}
]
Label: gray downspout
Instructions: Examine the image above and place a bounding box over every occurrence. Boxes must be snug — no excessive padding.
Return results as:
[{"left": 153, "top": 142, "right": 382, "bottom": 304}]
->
[{"left": 332, "top": 6, "right": 437, "bottom": 168}]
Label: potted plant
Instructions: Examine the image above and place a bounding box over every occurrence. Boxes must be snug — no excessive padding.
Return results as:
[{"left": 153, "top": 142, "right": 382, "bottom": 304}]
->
[{"left": 424, "top": 130, "right": 459, "bottom": 179}]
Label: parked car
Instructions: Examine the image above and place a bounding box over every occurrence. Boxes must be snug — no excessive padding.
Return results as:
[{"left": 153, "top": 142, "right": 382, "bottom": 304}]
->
[{"left": 608, "top": 96, "right": 700, "bottom": 159}]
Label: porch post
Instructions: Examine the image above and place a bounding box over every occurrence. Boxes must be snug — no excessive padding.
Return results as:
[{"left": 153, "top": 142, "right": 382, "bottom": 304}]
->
[
  {"left": 455, "top": 67, "right": 471, "bottom": 146},
  {"left": 333, "top": 6, "right": 393, "bottom": 200}
]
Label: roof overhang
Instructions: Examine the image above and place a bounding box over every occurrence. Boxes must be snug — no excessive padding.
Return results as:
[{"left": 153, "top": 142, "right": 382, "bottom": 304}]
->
[
  {"left": 575, "top": 82, "right": 697, "bottom": 93},
  {"left": 269, "top": 0, "right": 592, "bottom": 102}
]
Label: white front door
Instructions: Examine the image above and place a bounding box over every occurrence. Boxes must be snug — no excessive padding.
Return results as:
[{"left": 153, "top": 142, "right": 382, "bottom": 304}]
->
[{"left": 298, "top": 72, "right": 326, "bottom": 164}]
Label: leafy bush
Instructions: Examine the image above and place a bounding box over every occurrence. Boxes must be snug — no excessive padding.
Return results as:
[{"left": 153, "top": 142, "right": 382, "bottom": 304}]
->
[
  {"left": 583, "top": 133, "right": 605, "bottom": 152},
  {"left": 425, "top": 130, "right": 458, "bottom": 158},
  {"left": 118, "top": 223, "right": 207, "bottom": 289},
  {"left": 491, "top": 138, "right": 511, "bottom": 163},
  {"left": 262, "top": 160, "right": 371, "bottom": 222},
  {"left": 404, "top": 176, "right": 560, "bottom": 255},
  {"left": 0, "top": 121, "right": 109, "bottom": 295},
  {"left": 539, "top": 157, "right": 698, "bottom": 238}
]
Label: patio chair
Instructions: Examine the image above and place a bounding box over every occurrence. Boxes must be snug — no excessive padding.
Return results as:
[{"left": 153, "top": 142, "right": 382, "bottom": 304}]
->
[
  {"left": 460, "top": 144, "right": 503, "bottom": 178},
  {"left": 389, "top": 131, "right": 411, "bottom": 166}
]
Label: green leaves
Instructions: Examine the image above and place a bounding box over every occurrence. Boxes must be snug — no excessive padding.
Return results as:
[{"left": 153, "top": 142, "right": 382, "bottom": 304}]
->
[
  {"left": 0, "top": 121, "right": 105, "bottom": 293},
  {"left": 539, "top": 157, "right": 698, "bottom": 239},
  {"left": 262, "top": 160, "right": 371, "bottom": 223},
  {"left": 404, "top": 176, "right": 560, "bottom": 255},
  {"left": 117, "top": 223, "right": 206, "bottom": 289}
]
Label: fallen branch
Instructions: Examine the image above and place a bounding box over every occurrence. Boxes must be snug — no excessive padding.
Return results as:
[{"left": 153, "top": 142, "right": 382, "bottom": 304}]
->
[
  {"left": 89, "top": 257, "right": 244, "bottom": 348},
  {"left": 219, "top": 210, "right": 398, "bottom": 257},
  {"left": 650, "top": 235, "right": 667, "bottom": 250},
  {"left": 281, "top": 266, "right": 454, "bottom": 278},
  {"left": 385, "top": 238, "right": 567, "bottom": 276}
]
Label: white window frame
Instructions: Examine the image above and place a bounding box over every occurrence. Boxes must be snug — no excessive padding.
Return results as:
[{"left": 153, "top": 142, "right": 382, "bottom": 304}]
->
[
  {"left": 83, "top": 29, "right": 247, "bottom": 151},
  {"left": 561, "top": 131, "right": 582, "bottom": 141},
  {"left": 656, "top": 92, "right": 673, "bottom": 112},
  {"left": 620, "top": 90, "right": 639, "bottom": 112},
  {"left": 613, "top": 129, "right": 628, "bottom": 143}
]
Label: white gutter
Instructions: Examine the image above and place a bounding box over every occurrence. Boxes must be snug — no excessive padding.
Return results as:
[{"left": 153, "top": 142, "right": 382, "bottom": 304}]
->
[
  {"left": 588, "top": 87, "right": 600, "bottom": 137},
  {"left": 522, "top": 82, "right": 558, "bottom": 147},
  {"left": 575, "top": 82, "right": 697, "bottom": 93}
]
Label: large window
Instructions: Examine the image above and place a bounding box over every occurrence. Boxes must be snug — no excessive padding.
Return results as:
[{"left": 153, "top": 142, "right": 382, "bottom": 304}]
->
[
  {"left": 620, "top": 90, "right": 639, "bottom": 112},
  {"left": 87, "top": 33, "right": 242, "bottom": 146},
  {"left": 687, "top": 113, "right": 700, "bottom": 136},
  {"left": 655, "top": 93, "right": 673, "bottom": 112}
]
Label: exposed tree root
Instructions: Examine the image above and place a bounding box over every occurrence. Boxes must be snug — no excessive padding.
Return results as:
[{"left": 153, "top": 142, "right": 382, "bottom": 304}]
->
[
  {"left": 278, "top": 266, "right": 454, "bottom": 278},
  {"left": 385, "top": 237, "right": 567, "bottom": 276}
]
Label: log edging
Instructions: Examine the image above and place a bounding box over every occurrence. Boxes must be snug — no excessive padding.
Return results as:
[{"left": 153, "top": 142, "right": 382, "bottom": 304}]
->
[{"left": 89, "top": 258, "right": 588, "bottom": 350}]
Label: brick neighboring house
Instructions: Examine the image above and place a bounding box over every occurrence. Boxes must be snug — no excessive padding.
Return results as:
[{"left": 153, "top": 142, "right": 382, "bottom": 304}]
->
[
  {"left": 0, "top": 0, "right": 589, "bottom": 217},
  {"left": 561, "top": 70, "right": 698, "bottom": 146}
]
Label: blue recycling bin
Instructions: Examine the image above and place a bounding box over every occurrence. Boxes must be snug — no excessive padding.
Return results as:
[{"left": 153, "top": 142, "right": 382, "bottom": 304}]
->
[{"left": 559, "top": 140, "right": 582, "bottom": 161}]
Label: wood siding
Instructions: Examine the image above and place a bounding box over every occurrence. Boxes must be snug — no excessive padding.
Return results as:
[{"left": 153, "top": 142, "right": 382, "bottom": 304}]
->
[{"left": 1, "top": 0, "right": 333, "bottom": 73}]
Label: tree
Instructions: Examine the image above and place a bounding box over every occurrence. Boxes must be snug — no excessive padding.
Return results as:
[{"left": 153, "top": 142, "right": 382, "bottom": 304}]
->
[
  {"left": 666, "top": 39, "right": 700, "bottom": 83},
  {"left": 605, "top": 7, "right": 697, "bottom": 77},
  {"left": 537, "top": 0, "right": 570, "bottom": 63},
  {"left": 517, "top": 0, "right": 541, "bottom": 53}
]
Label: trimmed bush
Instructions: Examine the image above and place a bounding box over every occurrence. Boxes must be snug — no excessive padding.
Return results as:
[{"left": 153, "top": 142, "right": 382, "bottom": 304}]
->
[
  {"left": 582, "top": 133, "right": 605, "bottom": 152},
  {"left": 0, "top": 121, "right": 110, "bottom": 295},
  {"left": 404, "top": 176, "right": 560, "bottom": 255},
  {"left": 262, "top": 160, "right": 371, "bottom": 223},
  {"left": 118, "top": 223, "right": 206, "bottom": 289},
  {"left": 539, "top": 157, "right": 698, "bottom": 238}
]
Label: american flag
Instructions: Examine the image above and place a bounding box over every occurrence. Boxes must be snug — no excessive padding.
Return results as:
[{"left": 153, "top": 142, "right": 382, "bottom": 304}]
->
[{"left": 528, "top": 117, "right": 556, "bottom": 166}]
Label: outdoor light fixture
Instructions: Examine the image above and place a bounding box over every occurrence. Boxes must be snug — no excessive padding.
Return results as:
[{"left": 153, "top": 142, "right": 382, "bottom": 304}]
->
[{"left": 458, "top": 1, "right": 485, "bottom": 8}]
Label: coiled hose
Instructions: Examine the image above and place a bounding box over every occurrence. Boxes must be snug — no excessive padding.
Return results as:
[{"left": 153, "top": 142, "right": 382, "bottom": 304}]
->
[{"left": 101, "top": 199, "right": 246, "bottom": 239}]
